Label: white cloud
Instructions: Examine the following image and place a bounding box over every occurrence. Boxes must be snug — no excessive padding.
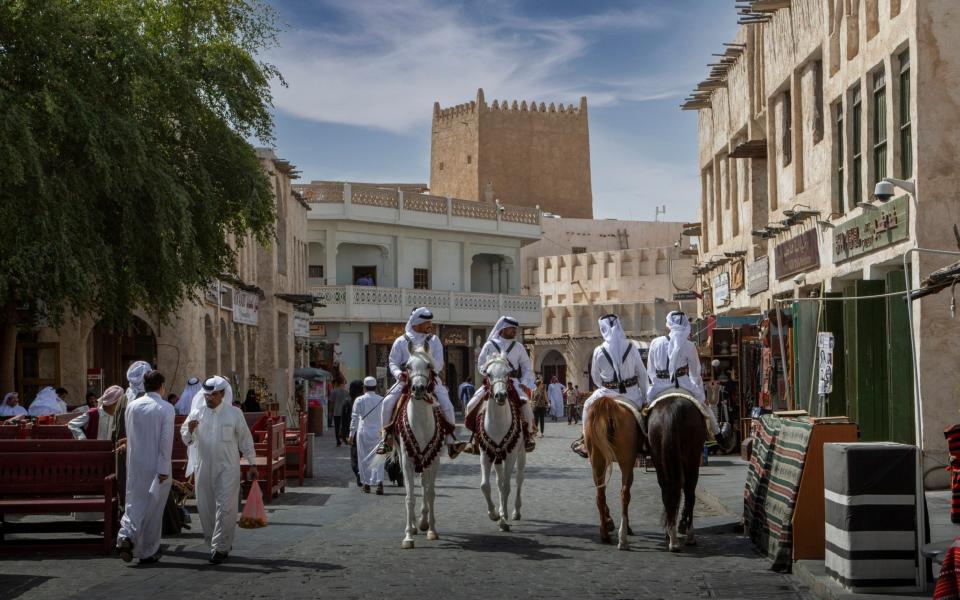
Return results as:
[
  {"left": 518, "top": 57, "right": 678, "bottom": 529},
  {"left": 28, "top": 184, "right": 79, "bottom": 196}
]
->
[{"left": 267, "top": 0, "right": 675, "bottom": 133}]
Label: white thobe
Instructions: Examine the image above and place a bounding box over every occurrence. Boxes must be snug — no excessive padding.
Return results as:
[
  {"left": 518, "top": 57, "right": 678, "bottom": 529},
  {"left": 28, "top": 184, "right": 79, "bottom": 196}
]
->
[
  {"left": 380, "top": 335, "right": 456, "bottom": 441},
  {"left": 547, "top": 383, "right": 565, "bottom": 418},
  {"left": 582, "top": 344, "right": 647, "bottom": 428},
  {"left": 117, "top": 393, "right": 174, "bottom": 559},
  {"left": 67, "top": 407, "right": 114, "bottom": 440},
  {"left": 0, "top": 404, "right": 27, "bottom": 418},
  {"left": 350, "top": 392, "right": 386, "bottom": 485},
  {"left": 646, "top": 336, "right": 717, "bottom": 433},
  {"left": 180, "top": 401, "right": 255, "bottom": 554}
]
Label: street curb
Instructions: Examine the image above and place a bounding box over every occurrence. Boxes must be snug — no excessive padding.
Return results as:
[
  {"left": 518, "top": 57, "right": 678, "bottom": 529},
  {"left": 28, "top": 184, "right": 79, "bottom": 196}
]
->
[{"left": 793, "top": 560, "right": 927, "bottom": 600}]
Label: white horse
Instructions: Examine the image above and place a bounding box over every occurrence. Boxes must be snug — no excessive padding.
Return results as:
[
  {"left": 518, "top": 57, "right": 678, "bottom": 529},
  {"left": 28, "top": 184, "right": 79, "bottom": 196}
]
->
[
  {"left": 397, "top": 347, "right": 446, "bottom": 549},
  {"left": 477, "top": 355, "right": 526, "bottom": 532}
]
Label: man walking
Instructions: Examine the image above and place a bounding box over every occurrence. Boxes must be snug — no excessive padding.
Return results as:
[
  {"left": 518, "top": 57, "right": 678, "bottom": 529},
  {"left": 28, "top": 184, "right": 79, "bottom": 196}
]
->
[
  {"left": 565, "top": 381, "right": 578, "bottom": 424},
  {"left": 116, "top": 370, "right": 174, "bottom": 565},
  {"left": 350, "top": 377, "right": 386, "bottom": 494},
  {"left": 530, "top": 377, "right": 548, "bottom": 437},
  {"left": 330, "top": 378, "right": 351, "bottom": 446},
  {"left": 547, "top": 376, "right": 565, "bottom": 422},
  {"left": 181, "top": 375, "right": 256, "bottom": 565}
]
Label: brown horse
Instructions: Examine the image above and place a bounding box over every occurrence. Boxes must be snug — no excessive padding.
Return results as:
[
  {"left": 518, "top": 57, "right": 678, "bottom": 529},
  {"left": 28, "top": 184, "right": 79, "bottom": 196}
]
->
[
  {"left": 646, "top": 391, "right": 707, "bottom": 551},
  {"left": 583, "top": 395, "right": 640, "bottom": 550}
]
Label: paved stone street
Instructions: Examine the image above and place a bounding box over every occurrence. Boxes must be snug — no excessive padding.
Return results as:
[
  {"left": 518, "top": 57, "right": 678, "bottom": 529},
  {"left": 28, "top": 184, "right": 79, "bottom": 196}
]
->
[{"left": 2, "top": 422, "right": 811, "bottom": 600}]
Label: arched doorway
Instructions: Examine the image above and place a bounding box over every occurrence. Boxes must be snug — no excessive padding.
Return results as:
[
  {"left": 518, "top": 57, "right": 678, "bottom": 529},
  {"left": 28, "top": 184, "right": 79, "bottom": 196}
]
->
[
  {"left": 88, "top": 317, "right": 157, "bottom": 389},
  {"left": 470, "top": 253, "right": 515, "bottom": 293},
  {"left": 540, "top": 350, "right": 567, "bottom": 385}
]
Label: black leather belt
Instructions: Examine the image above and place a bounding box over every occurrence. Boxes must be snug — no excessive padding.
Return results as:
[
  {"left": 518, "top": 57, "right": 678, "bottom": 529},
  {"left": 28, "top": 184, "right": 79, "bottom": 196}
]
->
[
  {"left": 510, "top": 369, "right": 522, "bottom": 379},
  {"left": 655, "top": 367, "right": 689, "bottom": 379},
  {"left": 655, "top": 370, "right": 669, "bottom": 379},
  {"left": 675, "top": 366, "right": 689, "bottom": 378},
  {"left": 601, "top": 376, "right": 639, "bottom": 388}
]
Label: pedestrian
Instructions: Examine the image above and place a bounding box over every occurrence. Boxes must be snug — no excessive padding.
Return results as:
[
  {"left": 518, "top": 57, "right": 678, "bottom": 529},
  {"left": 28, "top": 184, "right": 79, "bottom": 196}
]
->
[
  {"left": 165, "top": 393, "right": 178, "bottom": 405},
  {"left": 174, "top": 377, "right": 202, "bottom": 416},
  {"left": 572, "top": 314, "right": 647, "bottom": 458},
  {"left": 28, "top": 386, "right": 67, "bottom": 416},
  {"left": 547, "top": 376, "right": 565, "bottom": 422},
  {"left": 116, "top": 369, "right": 174, "bottom": 565},
  {"left": 0, "top": 392, "right": 26, "bottom": 419},
  {"left": 330, "top": 378, "right": 351, "bottom": 446},
  {"left": 530, "top": 377, "right": 548, "bottom": 437},
  {"left": 68, "top": 385, "right": 123, "bottom": 440},
  {"left": 241, "top": 389, "right": 261, "bottom": 412},
  {"left": 85, "top": 391, "right": 98, "bottom": 408},
  {"left": 565, "top": 381, "right": 578, "bottom": 424},
  {"left": 181, "top": 375, "right": 256, "bottom": 565},
  {"left": 458, "top": 380, "right": 475, "bottom": 413},
  {"left": 56, "top": 387, "right": 76, "bottom": 412},
  {"left": 350, "top": 376, "right": 386, "bottom": 494}
]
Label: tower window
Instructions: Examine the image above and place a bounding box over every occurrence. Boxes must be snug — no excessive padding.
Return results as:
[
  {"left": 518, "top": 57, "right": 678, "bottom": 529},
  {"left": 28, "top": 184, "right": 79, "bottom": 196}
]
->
[
  {"left": 438, "top": 161, "right": 444, "bottom": 171},
  {"left": 466, "top": 154, "right": 472, "bottom": 164}
]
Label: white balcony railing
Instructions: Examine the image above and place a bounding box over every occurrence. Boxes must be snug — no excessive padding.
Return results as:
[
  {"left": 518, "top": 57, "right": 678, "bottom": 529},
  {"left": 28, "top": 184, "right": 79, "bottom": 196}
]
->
[{"left": 310, "top": 285, "right": 541, "bottom": 327}]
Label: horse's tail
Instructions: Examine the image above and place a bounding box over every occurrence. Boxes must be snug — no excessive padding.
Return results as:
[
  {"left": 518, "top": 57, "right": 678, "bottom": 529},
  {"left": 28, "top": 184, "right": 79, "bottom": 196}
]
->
[
  {"left": 652, "top": 397, "right": 686, "bottom": 529},
  {"left": 585, "top": 396, "right": 618, "bottom": 470}
]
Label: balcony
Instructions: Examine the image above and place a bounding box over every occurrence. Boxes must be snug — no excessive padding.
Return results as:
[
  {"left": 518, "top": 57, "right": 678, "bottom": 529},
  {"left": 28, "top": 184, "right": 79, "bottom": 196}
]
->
[
  {"left": 309, "top": 285, "right": 542, "bottom": 327},
  {"left": 294, "top": 181, "right": 542, "bottom": 240}
]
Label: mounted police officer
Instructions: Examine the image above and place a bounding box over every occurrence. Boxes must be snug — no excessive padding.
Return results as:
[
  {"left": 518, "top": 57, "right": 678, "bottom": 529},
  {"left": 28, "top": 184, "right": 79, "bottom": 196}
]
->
[
  {"left": 376, "top": 307, "right": 465, "bottom": 458},
  {"left": 463, "top": 316, "right": 537, "bottom": 453},
  {"left": 571, "top": 314, "right": 647, "bottom": 458}
]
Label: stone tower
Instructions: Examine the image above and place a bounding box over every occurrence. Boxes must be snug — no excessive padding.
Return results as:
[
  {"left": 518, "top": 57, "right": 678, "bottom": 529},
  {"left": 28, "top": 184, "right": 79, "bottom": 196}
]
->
[{"left": 430, "top": 88, "right": 593, "bottom": 218}]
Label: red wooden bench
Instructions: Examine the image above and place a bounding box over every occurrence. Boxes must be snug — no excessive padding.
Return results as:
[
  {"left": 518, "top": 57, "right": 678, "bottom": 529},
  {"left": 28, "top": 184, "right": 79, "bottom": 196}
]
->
[
  {"left": 172, "top": 416, "right": 189, "bottom": 481},
  {"left": 241, "top": 419, "right": 286, "bottom": 503},
  {"left": 0, "top": 440, "right": 118, "bottom": 554},
  {"left": 32, "top": 425, "right": 73, "bottom": 439},
  {"left": 284, "top": 412, "right": 307, "bottom": 486}
]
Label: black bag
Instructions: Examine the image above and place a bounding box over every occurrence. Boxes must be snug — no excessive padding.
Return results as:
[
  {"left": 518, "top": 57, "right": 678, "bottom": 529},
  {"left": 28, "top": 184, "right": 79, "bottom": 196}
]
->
[{"left": 385, "top": 449, "right": 404, "bottom": 487}]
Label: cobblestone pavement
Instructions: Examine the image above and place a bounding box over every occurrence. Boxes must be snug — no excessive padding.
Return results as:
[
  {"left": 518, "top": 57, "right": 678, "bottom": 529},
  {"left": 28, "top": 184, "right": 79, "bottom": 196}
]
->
[{"left": 1, "top": 421, "right": 811, "bottom": 600}]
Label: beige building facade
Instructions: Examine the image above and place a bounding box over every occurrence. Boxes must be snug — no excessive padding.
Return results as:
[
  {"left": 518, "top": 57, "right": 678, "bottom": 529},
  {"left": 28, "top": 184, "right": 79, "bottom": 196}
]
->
[
  {"left": 521, "top": 219, "right": 694, "bottom": 390},
  {"left": 687, "top": 0, "right": 960, "bottom": 480},
  {"left": 430, "top": 88, "right": 594, "bottom": 220},
  {"left": 16, "top": 149, "right": 310, "bottom": 416}
]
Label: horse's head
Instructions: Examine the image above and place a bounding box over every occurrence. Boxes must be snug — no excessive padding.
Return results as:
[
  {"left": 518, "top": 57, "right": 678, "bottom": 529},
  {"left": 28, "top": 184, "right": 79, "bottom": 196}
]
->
[
  {"left": 406, "top": 346, "right": 435, "bottom": 402},
  {"left": 484, "top": 354, "right": 512, "bottom": 406}
]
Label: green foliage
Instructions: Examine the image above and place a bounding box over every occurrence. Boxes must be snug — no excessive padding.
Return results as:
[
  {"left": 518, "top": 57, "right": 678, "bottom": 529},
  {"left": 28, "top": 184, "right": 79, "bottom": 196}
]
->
[{"left": 0, "top": 0, "right": 284, "bottom": 329}]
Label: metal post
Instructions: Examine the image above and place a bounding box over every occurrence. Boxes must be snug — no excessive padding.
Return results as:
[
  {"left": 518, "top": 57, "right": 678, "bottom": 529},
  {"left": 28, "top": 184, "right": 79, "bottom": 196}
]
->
[{"left": 774, "top": 302, "right": 791, "bottom": 409}]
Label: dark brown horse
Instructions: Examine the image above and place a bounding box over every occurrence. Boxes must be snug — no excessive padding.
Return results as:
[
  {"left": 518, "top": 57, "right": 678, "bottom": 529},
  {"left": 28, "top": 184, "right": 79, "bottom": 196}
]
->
[{"left": 646, "top": 391, "right": 707, "bottom": 551}]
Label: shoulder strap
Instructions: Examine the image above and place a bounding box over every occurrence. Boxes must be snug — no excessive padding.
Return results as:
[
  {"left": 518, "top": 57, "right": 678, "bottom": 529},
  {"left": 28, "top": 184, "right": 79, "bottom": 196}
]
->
[
  {"left": 599, "top": 346, "right": 620, "bottom": 385},
  {"left": 490, "top": 340, "right": 501, "bottom": 354},
  {"left": 506, "top": 341, "right": 517, "bottom": 355}
]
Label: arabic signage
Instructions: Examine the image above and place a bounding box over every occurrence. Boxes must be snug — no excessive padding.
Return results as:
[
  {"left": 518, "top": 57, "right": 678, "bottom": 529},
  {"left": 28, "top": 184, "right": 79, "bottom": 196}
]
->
[
  {"left": 713, "top": 272, "right": 730, "bottom": 308},
  {"left": 233, "top": 290, "right": 259, "bottom": 326},
  {"left": 370, "top": 323, "right": 405, "bottom": 345},
  {"left": 833, "top": 195, "right": 909, "bottom": 263},
  {"left": 775, "top": 229, "right": 820, "bottom": 279},
  {"left": 310, "top": 322, "right": 326, "bottom": 337},
  {"left": 731, "top": 260, "right": 745, "bottom": 290},
  {"left": 294, "top": 311, "right": 311, "bottom": 339},
  {"left": 747, "top": 256, "right": 770, "bottom": 296},
  {"left": 673, "top": 291, "right": 699, "bottom": 301},
  {"left": 441, "top": 325, "right": 469, "bottom": 346}
]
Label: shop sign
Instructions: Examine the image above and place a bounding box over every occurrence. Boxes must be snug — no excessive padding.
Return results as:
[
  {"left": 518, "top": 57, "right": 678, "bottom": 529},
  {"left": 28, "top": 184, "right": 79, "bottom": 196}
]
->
[
  {"left": 713, "top": 272, "right": 730, "bottom": 308},
  {"left": 310, "top": 322, "right": 326, "bottom": 337},
  {"left": 731, "top": 260, "right": 745, "bottom": 290},
  {"left": 294, "top": 311, "right": 311, "bottom": 339},
  {"left": 673, "top": 291, "right": 699, "bottom": 301},
  {"left": 747, "top": 256, "right": 770, "bottom": 296},
  {"left": 775, "top": 229, "right": 820, "bottom": 279},
  {"left": 817, "top": 332, "right": 835, "bottom": 395},
  {"left": 833, "top": 195, "right": 910, "bottom": 263},
  {"left": 701, "top": 286, "right": 714, "bottom": 316},
  {"left": 233, "top": 290, "right": 259, "bottom": 326},
  {"left": 370, "top": 323, "right": 405, "bottom": 345},
  {"left": 441, "top": 325, "right": 469, "bottom": 346}
]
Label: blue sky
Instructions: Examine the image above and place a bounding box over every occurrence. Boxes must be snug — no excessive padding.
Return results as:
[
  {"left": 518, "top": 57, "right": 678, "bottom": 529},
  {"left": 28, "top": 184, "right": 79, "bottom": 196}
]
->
[{"left": 264, "top": 0, "right": 738, "bottom": 222}]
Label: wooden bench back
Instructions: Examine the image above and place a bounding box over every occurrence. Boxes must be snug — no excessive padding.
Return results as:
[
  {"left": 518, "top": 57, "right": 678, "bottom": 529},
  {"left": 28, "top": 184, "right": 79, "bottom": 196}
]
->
[
  {"left": 33, "top": 425, "right": 74, "bottom": 439},
  {"left": 270, "top": 420, "right": 285, "bottom": 459},
  {"left": 0, "top": 440, "right": 116, "bottom": 496}
]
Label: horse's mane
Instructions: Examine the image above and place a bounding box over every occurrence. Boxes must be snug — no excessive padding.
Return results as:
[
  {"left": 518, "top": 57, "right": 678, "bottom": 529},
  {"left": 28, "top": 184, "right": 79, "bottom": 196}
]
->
[
  {"left": 482, "top": 353, "right": 511, "bottom": 373},
  {"left": 408, "top": 347, "right": 437, "bottom": 372}
]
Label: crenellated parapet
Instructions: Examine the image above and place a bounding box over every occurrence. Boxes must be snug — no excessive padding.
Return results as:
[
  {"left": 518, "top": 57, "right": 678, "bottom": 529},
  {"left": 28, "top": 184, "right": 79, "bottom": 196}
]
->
[{"left": 432, "top": 88, "right": 588, "bottom": 123}]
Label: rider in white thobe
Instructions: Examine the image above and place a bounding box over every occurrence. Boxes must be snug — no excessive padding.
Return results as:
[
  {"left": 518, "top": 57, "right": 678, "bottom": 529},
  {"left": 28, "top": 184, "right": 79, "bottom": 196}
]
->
[
  {"left": 181, "top": 375, "right": 256, "bottom": 563},
  {"left": 465, "top": 316, "right": 537, "bottom": 451},
  {"left": 647, "top": 311, "right": 721, "bottom": 441},
  {"left": 350, "top": 377, "right": 385, "bottom": 489},
  {"left": 572, "top": 314, "right": 647, "bottom": 458},
  {"left": 117, "top": 382, "right": 174, "bottom": 562},
  {"left": 376, "top": 307, "right": 462, "bottom": 456}
]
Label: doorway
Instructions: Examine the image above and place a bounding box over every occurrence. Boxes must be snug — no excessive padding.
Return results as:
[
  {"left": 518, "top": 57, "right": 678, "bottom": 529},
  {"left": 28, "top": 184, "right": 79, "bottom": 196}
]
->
[
  {"left": 87, "top": 317, "right": 157, "bottom": 389},
  {"left": 352, "top": 266, "right": 377, "bottom": 286},
  {"left": 541, "top": 350, "right": 567, "bottom": 384}
]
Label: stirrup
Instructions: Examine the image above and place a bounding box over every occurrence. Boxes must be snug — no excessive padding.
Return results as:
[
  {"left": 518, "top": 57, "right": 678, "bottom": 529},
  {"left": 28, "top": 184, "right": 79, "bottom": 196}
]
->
[
  {"left": 375, "top": 438, "right": 393, "bottom": 455},
  {"left": 525, "top": 438, "right": 536, "bottom": 453},
  {"left": 570, "top": 437, "right": 588, "bottom": 459}
]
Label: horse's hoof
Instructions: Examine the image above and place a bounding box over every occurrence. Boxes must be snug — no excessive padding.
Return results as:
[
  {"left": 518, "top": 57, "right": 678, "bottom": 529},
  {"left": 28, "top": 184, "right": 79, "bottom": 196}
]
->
[
  {"left": 499, "top": 523, "right": 510, "bottom": 532},
  {"left": 488, "top": 512, "right": 500, "bottom": 522},
  {"left": 685, "top": 535, "right": 697, "bottom": 546},
  {"left": 418, "top": 519, "right": 429, "bottom": 532},
  {"left": 401, "top": 540, "right": 414, "bottom": 549},
  {"left": 511, "top": 512, "right": 521, "bottom": 521},
  {"left": 426, "top": 531, "right": 439, "bottom": 541},
  {"left": 604, "top": 519, "right": 616, "bottom": 533},
  {"left": 618, "top": 541, "right": 630, "bottom": 551},
  {"left": 668, "top": 543, "right": 680, "bottom": 552},
  {"left": 600, "top": 536, "right": 612, "bottom": 545},
  {"left": 627, "top": 527, "right": 635, "bottom": 536}
]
